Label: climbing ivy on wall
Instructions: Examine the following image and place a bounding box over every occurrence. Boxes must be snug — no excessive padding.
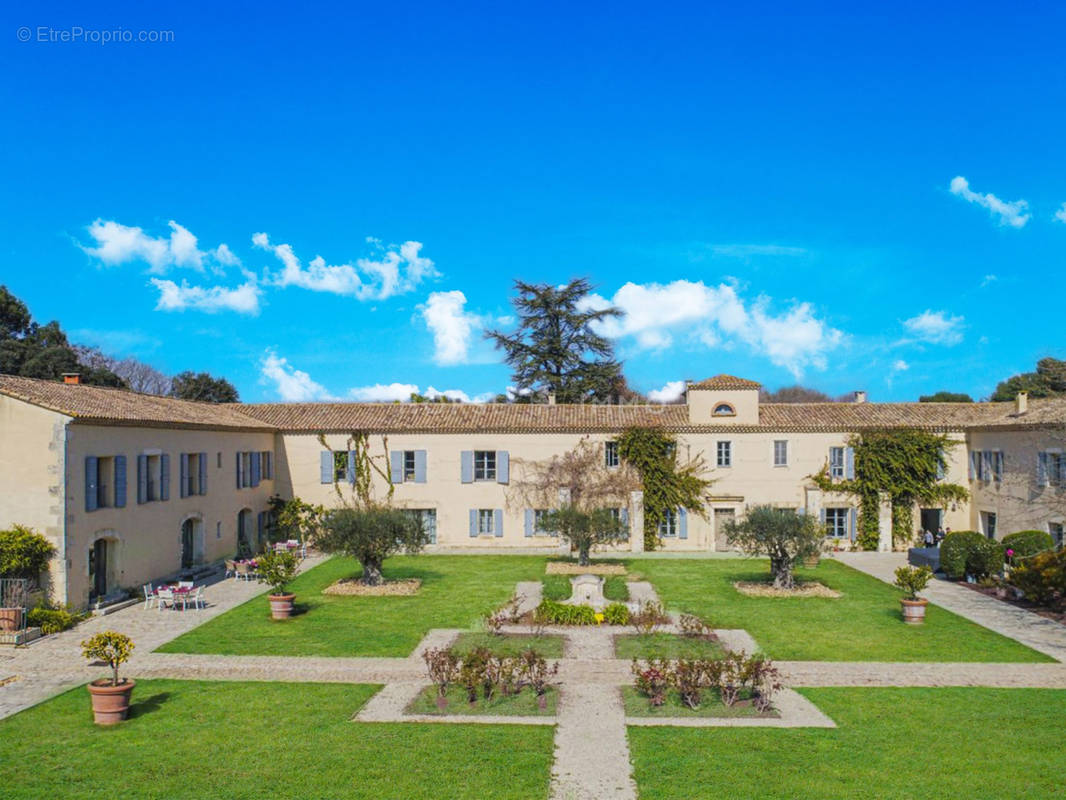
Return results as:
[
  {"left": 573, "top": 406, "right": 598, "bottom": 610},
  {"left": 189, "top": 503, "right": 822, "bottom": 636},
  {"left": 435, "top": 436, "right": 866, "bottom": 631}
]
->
[
  {"left": 317, "top": 431, "right": 394, "bottom": 507},
  {"left": 812, "top": 429, "right": 968, "bottom": 550},
  {"left": 616, "top": 427, "right": 713, "bottom": 550}
]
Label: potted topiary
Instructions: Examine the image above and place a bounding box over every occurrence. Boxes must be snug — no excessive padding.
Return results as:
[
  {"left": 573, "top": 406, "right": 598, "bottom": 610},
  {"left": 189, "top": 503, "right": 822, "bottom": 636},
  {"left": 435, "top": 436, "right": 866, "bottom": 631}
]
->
[
  {"left": 81, "top": 631, "right": 135, "bottom": 724},
  {"left": 257, "top": 549, "right": 300, "bottom": 619},
  {"left": 894, "top": 565, "right": 933, "bottom": 624}
]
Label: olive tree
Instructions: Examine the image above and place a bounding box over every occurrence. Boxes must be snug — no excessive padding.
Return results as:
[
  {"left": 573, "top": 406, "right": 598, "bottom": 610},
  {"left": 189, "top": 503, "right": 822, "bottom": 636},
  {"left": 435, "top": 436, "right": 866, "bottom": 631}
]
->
[
  {"left": 538, "top": 506, "right": 629, "bottom": 567},
  {"left": 315, "top": 505, "right": 430, "bottom": 585},
  {"left": 725, "top": 505, "right": 824, "bottom": 590}
]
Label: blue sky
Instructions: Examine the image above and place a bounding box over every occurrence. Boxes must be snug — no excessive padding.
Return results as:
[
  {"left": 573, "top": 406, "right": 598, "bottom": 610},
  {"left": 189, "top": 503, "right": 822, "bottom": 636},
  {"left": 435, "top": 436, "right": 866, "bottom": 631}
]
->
[{"left": 2, "top": 1, "right": 1064, "bottom": 403}]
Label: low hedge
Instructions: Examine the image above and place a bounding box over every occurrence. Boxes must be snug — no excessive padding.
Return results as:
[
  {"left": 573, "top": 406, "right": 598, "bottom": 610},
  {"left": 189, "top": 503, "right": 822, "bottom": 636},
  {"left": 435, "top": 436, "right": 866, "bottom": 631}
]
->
[
  {"left": 940, "top": 531, "right": 986, "bottom": 579},
  {"left": 26, "top": 605, "right": 83, "bottom": 634},
  {"left": 534, "top": 599, "right": 597, "bottom": 625},
  {"left": 968, "top": 538, "right": 1005, "bottom": 579},
  {"left": 1001, "top": 530, "right": 1055, "bottom": 560}
]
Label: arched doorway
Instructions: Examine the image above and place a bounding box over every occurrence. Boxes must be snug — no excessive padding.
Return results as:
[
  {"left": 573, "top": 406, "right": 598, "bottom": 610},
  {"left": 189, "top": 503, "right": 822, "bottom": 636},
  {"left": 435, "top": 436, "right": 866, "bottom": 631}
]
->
[
  {"left": 180, "top": 517, "right": 204, "bottom": 570},
  {"left": 237, "top": 509, "right": 253, "bottom": 558}
]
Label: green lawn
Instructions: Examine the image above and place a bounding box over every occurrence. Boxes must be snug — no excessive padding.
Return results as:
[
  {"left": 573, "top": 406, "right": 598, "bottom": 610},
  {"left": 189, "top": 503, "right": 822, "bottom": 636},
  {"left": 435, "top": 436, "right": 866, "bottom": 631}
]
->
[
  {"left": 451, "top": 632, "right": 566, "bottom": 658},
  {"left": 159, "top": 555, "right": 546, "bottom": 657},
  {"left": 408, "top": 685, "right": 558, "bottom": 716},
  {"left": 614, "top": 632, "right": 727, "bottom": 660},
  {"left": 637, "top": 558, "right": 1052, "bottom": 662},
  {"left": 0, "top": 680, "right": 555, "bottom": 800},
  {"left": 542, "top": 573, "right": 629, "bottom": 602},
  {"left": 629, "top": 687, "right": 1066, "bottom": 799}
]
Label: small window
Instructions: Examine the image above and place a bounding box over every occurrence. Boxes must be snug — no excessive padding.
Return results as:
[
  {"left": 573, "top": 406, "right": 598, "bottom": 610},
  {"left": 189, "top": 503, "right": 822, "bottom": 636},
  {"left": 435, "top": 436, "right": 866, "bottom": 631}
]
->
[
  {"left": 609, "top": 508, "right": 627, "bottom": 529},
  {"left": 406, "top": 508, "right": 437, "bottom": 544},
  {"left": 217, "top": 452, "right": 222, "bottom": 469},
  {"left": 533, "top": 509, "right": 553, "bottom": 535},
  {"left": 829, "top": 447, "right": 844, "bottom": 479},
  {"left": 716, "top": 441, "right": 732, "bottom": 468},
  {"left": 825, "top": 508, "right": 848, "bottom": 538},
  {"left": 403, "top": 451, "right": 417, "bottom": 482},
  {"left": 605, "top": 441, "right": 620, "bottom": 469},
  {"left": 658, "top": 508, "right": 678, "bottom": 537},
  {"left": 474, "top": 451, "right": 496, "bottom": 481},
  {"left": 333, "top": 451, "right": 348, "bottom": 482},
  {"left": 146, "top": 454, "right": 161, "bottom": 501},
  {"left": 773, "top": 440, "right": 788, "bottom": 467},
  {"left": 241, "top": 452, "right": 252, "bottom": 488},
  {"left": 1050, "top": 522, "right": 1064, "bottom": 548},
  {"left": 712, "top": 403, "right": 736, "bottom": 417},
  {"left": 261, "top": 451, "right": 273, "bottom": 481},
  {"left": 477, "top": 508, "right": 495, "bottom": 535},
  {"left": 981, "top": 511, "right": 997, "bottom": 539},
  {"left": 96, "top": 456, "right": 114, "bottom": 508},
  {"left": 186, "top": 453, "right": 200, "bottom": 496}
]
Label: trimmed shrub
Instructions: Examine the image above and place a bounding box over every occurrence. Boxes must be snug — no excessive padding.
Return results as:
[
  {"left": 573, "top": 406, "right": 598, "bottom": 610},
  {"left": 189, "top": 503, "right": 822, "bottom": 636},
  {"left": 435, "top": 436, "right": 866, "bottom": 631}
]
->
[
  {"left": 1002, "top": 531, "right": 1056, "bottom": 561},
  {"left": 533, "top": 599, "right": 598, "bottom": 625},
  {"left": 939, "top": 531, "right": 985, "bottom": 579},
  {"left": 0, "top": 525, "right": 55, "bottom": 582},
  {"left": 602, "top": 602, "right": 630, "bottom": 625},
  {"left": 27, "top": 605, "right": 83, "bottom": 634},
  {"left": 1009, "top": 549, "right": 1066, "bottom": 607},
  {"left": 967, "top": 538, "right": 1005, "bottom": 579}
]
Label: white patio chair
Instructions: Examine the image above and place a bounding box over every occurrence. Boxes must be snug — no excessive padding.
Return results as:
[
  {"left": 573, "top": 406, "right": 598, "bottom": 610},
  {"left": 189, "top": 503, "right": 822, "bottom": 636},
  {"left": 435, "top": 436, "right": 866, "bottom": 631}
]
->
[
  {"left": 274, "top": 542, "right": 288, "bottom": 554},
  {"left": 224, "top": 559, "right": 237, "bottom": 579},
  {"left": 142, "top": 583, "right": 156, "bottom": 610},
  {"left": 156, "top": 587, "right": 174, "bottom": 611},
  {"left": 235, "top": 562, "right": 252, "bottom": 581},
  {"left": 191, "top": 586, "right": 206, "bottom": 610},
  {"left": 178, "top": 580, "right": 194, "bottom": 589}
]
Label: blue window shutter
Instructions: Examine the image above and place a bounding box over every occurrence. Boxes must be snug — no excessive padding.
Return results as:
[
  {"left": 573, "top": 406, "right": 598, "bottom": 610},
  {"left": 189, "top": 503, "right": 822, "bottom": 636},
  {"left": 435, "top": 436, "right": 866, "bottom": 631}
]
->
[
  {"left": 266, "top": 451, "right": 273, "bottom": 480},
  {"left": 678, "top": 507, "right": 688, "bottom": 539},
  {"left": 414, "top": 450, "right": 427, "bottom": 483},
  {"left": 251, "top": 452, "right": 261, "bottom": 487},
  {"left": 845, "top": 447, "right": 855, "bottom": 480},
  {"left": 994, "top": 452, "right": 1003, "bottom": 482},
  {"left": 849, "top": 508, "right": 857, "bottom": 541},
  {"left": 1038, "top": 452, "right": 1049, "bottom": 487},
  {"left": 346, "top": 450, "right": 356, "bottom": 484},
  {"left": 524, "top": 509, "right": 534, "bottom": 537},
  {"left": 389, "top": 451, "right": 404, "bottom": 484},
  {"left": 236, "top": 452, "right": 243, "bottom": 489},
  {"left": 160, "top": 454, "right": 170, "bottom": 501},
  {"left": 469, "top": 509, "right": 478, "bottom": 537},
  {"left": 496, "top": 451, "right": 510, "bottom": 484},
  {"left": 494, "top": 509, "right": 504, "bottom": 537},
  {"left": 460, "top": 451, "right": 474, "bottom": 484},
  {"left": 179, "top": 453, "right": 189, "bottom": 499},
  {"left": 137, "top": 455, "right": 148, "bottom": 504},
  {"left": 969, "top": 451, "right": 977, "bottom": 480},
  {"left": 257, "top": 511, "right": 264, "bottom": 545},
  {"left": 85, "top": 457, "right": 98, "bottom": 513},
  {"left": 114, "top": 455, "right": 126, "bottom": 508},
  {"left": 620, "top": 508, "right": 629, "bottom": 530},
  {"left": 199, "top": 452, "right": 207, "bottom": 495},
  {"left": 819, "top": 508, "right": 826, "bottom": 524},
  {"left": 320, "top": 451, "right": 333, "bottom": 484}
]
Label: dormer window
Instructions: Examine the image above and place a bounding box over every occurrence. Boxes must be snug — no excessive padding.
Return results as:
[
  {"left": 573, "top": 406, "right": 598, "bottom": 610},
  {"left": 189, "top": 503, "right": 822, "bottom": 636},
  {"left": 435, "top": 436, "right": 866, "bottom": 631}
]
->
[{"left": 712, "top": 403, "right": 736, "bottom": 417}]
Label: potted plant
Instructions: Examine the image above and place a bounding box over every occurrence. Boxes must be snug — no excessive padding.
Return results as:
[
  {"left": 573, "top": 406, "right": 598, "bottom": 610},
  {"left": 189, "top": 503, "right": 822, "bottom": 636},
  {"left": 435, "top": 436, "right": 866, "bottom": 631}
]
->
[
  {"left": 894, "top": 565, "right": 933, "bottom": 624},
  {"left": 81, "top": 631, "right": 135, "bottom": 724},
  {"left": 257, "top": 549, "right": 299, "bottom": 619}
]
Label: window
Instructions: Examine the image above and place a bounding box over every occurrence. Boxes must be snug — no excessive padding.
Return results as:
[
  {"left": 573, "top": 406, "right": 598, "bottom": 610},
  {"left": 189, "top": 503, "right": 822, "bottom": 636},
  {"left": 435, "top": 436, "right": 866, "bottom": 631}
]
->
[
  {"left": 609, "top": 507, "right": 628, "bottom": 529},
  {"left": 217, "top": 452, "right": 222, "bottom": 469},
  {"left": 605, "top": 441, "right": 620, "bottom": 469},
  {"left": 240, "top": 452, "right": 252, "bottom": 488},
  {"left": 96, "top": 456, "right": 114, "bottom": 508},
  {"left": 1039, "top": 452, "right": 1066, "bottom": 488},
  {"left": 1050, "top": 522, "right": 1064, "bottom": 548},
  {"left": 186, "top": 453, "right": 200, "bottom": 496},
  {"left": 333, "top": 451, "right": 348, "bottom": 482},
  {"left": 477, "top": 508, "right": 495, "bottom": 535},
  {"left": 403, "top": 451, "right": 417, "bottom": 482},
  {"left": 406, "top": 509, "right": 437, "bottom": 544},
  {"left": 658, "top": 508, "right": 678, "bottom": 537},
  {"left": 773, "top": 440, "right": 788, "bottom": 467},
  {"left": 712, "top": 403, "right": 735, "bottom": 417},
  {"left": 716, "top": 441, "right": 732, "bottom": 468},
  {"left": 534, "top": 509, "right": 553, "bottom": 535},
  {"left": 261, "top": 451, "right": 273, "bottom": 480},
  {"left": 146, "top": 454, "right": 161, "bottom": 501},
  {"left": 474, "top": 451, "right": 496, "bottom": 481},
  {"left": 829, "top": 447, "right": 845, "bottom": 480},
  {"left": 825, "top": 507, "right": 849, "bottom": 538},
  {"left": 981, "top": 511, "right": 997, "bottom": 539}
]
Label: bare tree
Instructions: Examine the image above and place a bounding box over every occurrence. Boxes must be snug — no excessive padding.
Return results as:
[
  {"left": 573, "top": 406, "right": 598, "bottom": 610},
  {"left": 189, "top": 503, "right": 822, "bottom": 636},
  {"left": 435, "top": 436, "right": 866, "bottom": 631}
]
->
[
  {"left": 506, "top": 437, "right": 640, "bottom": 513},
  {"left": 73, "top": 346, "right": 172, "bottom": 395}
]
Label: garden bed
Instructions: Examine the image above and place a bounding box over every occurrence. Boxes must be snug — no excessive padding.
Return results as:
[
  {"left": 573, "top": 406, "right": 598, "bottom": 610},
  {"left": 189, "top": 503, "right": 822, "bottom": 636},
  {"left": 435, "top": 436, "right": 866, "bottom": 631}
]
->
[
  {"left": 407, "top": 685, "right": 558, "bottom": 717},
  {"left": 451, "top": 632, "right": 565, "bottom": 658},
  {"left": 621, "top": 687, "right": 778, "bottom": 719},
  {"left": 614, "top": 633, "right": 726, "bottom": 660},
  {"left": 542, "top": 573, "right": 629, "bottom": 602},
  {"left": 733, "top": 581, "right": 840, "bottom": 599},
  {"left": 322, "top": 578, "right": 422, "bottom": 596},
  {"left": 958, "top": 582, "right": 1066, "bottom": 626},
  {"left": 545, "top": 561, "right": 627, "bottom": 576}
]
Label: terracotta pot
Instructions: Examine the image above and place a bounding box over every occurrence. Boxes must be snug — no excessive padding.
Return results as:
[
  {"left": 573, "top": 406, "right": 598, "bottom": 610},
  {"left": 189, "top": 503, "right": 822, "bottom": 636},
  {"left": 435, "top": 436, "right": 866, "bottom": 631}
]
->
[
  {"left": 0, "top": 608, "right": 21, "bottom": 632},
  {"left": 268, "top": 593, "right": 295, "bottom": 620},
  {"left": 900, "top": 598, "right": 928, "bottom": 624},
  {"left": 87, "top": 678, "right": 136, "bottom": 725}
]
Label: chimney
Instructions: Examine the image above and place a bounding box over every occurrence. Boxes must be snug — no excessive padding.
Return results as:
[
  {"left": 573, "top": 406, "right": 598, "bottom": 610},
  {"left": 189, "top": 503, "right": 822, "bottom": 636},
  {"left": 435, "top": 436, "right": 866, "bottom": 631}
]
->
[
  {"left": 853, "top": 390, "right": 867, "bottom": 404},
  {"left": 547, "top": 393, "right": 556, "bottom": 406},
  {"left": 1015, "top": 391, "right": 1028, "bottom": 415},
  {"left": 62, "top": 373, "right": 81, "bottom": 385}
]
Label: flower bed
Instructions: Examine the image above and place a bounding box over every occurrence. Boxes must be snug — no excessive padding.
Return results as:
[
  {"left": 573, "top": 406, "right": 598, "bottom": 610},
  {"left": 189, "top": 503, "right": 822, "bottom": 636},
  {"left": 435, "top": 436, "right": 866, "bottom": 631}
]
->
[
  {"left": 322, "top": 578, "right": 421, "bottom": 596},
  {"left": 621, "top": 686, "right": 778, "bottom": 718},
  {"left": 407, "top": 684, "right": 559, "bottom": 716},
  {"left": 545, "top": 562, "right": 627, "bottom": 576},
  {"left": 733, "top": 581, "right": 840, "bottom": 599}
]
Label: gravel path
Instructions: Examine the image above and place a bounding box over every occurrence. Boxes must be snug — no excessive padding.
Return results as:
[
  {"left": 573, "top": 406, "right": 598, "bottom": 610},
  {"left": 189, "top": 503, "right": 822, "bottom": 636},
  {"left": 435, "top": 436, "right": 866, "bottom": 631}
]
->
[{"left": 551, "top": 682, "right": 637, "bottom": 800}]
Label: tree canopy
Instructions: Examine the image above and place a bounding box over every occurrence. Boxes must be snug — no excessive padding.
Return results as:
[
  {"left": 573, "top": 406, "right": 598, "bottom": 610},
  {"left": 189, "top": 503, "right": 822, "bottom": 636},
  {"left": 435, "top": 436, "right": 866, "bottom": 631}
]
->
[
  {"left": 990, "top": 357, "right": 1066, "bottom": 401},
  {"left": 315, "top": 505, "right": 430, "bottom": 584},
  {"left": 760, "top": 385, "right": 833, "bottom": 403},
  {"left": 724, "top": 505, "right": 823, "bottom": 589},
  {"left": 170, "top": 371, "right": 240, "bottom": 403},
  {"left": 485, "top": 278, "right": 625, "bottom": 403},
  {"left": 918, "top": 391, "right": 974, "bottom": 403}
]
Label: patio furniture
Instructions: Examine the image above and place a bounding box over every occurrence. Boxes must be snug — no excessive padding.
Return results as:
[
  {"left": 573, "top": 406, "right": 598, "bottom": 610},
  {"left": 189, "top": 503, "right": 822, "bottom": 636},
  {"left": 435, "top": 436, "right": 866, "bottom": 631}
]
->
[
  {"left": 155, "top": 587, "right": 174, "bottom": 611},
  {"left": 235, "top": 562, "right": 256, "bottom": 581},
  {"left": 224, "top": 559, "right": 237, "bottom": 579},
  {"left": 191, "top": 586, "right": 206, "bottom": 609},
  {"left": 177, "top": 581, "right": 194, "bottom": 590},
  {"left": 274, "top": 542, "right": 288, "bottom": 554},
  {"left": 142, "top": 583, "right": 156, "bottom": 610}
]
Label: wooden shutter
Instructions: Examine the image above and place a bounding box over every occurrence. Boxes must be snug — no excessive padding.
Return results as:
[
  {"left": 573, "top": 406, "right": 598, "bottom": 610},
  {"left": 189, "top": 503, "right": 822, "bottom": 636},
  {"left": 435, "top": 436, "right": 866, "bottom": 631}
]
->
[
  {"left": 84, "top": 456, "right": 98, "bottom": 512},
  {"left": 137, "top": 454, "right": 148, "bottom": 504},
  {"left": 678, "top": 507, "right": 688, "bottom": 539},
  {"left": 236, "top": 452, "right": 244, "bottom": 489},
  {"left": 524, "top": 509, "right": 534, "bottom": 537},
  {"left": 1037, "top": 452, "right": 1049, "bottom": 487},
  {"left": 160, "top": 454, "right": 170, "bottom": 501},
  {"left": 389, "top": 451, "right": 404, "bottom": 484},
  {"left": 320, "top": 451, "right": 333, "bottom": 484},
  {"left": 414, "top": 450, "right": 427, "bottom": 483},
  {"left": 496, "top": 451, "right": 510, "bottom": 484},
  {"left": 845, "top": 446, "right": 855, "bottom": 479},
  {"left": 179, "top": 453, "right": 189, "bottom": 499},
  {"left": 969, "top": 451, "right": 978, "bottom": 480},
  {"left": 469, "top": 509, "right": 478, "bottom": 537},
  {"left": 346, "top": 450, "right": 356, "bottom": 484},
  {"left": 849, "top": 508, "right": 857, "bottom": 541},
  {"left": 198, "top": 452, "right": 207, "bottom": 495},
  {"left": 460, "top": 451, "right": 474, "bottom": 484},
  {"left": 114, "top": 455, "right": 126, "bottom": 508},
  {"left": 251, "top": 452, "right": 261, "bottom": 487},
  {"left": 494, "top": 509, "right": 504, "bottom": 537}
]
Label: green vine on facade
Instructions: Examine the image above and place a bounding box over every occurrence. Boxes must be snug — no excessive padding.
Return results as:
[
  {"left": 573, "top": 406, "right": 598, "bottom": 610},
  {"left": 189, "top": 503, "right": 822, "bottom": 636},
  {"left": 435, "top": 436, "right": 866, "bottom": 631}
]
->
[
  {"left": 616, "top": 427, "right": 713, "bottom": 550},
  {"left": 810, "top": 429, "right": 968, "bottom": 550},
  {"left": 316, "top": 431, "right": 394, "bottom": 507}
]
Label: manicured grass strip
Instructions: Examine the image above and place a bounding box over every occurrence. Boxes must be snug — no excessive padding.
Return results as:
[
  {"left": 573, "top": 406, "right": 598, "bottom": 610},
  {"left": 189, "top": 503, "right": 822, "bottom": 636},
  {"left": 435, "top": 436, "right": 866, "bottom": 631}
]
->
[
  {"left": 621, "top": 686, "right": 771, "bottom": 718},
  {"left": 451, "top": 632, "right": 565, "bottom": 658},
  {"left": 159, "top": 555, "right": 547, "bottom": 657},
  {"left": 0, "top": 680, "right": 555, "bottom": 800},
  {"left": 637, "top": 558, "right": 1052, "bottom": 662},
  {"left": 542, "top": 573, "right": 629, "bottom": 601},
  {"left": 408, "top": 685, "right": 558, "bottom": 716},
  {"left": 629, "top": 688, "right": 1066, "bottom": 799},
  {"left": 604, "top": 575, "right": 629, "bottom": 601},
  {"left": 614, "top": 633, "right": 726, "bottom": 661}
]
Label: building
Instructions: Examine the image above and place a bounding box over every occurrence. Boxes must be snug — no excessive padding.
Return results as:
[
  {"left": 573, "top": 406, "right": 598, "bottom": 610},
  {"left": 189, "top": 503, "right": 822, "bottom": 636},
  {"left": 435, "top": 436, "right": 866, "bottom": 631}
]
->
[{"left": 1, "top": 373, "right": 1064, "bottom": 609}]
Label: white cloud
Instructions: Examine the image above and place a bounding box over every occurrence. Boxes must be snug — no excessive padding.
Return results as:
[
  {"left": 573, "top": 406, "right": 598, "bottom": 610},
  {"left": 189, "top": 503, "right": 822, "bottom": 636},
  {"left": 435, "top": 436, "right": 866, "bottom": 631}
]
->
[
  {"left": 421, "top": 290, "right": 481, "bottom": 365},
  {"left": 347, "top": 382, "right": 419, "bottom": 402},
  {"left": 902, "top": 309, "right": 964, "bottom": 346},
  {"left": 1055, "top": 203, "right": 1066, "bottom": 224},
  {"left": 259, "top": 350, "right": 332, "bottom": 401},
  {"left": 83, "top": 219, "right": 237, "bottom": 273},
  {"left": 648, "top": 380, "right": 686, "bottom": 403},
  {"left": 584, "top": 280, "right": 843, "bottom": 377},
  {"left": 253, "top": 233, "right": 438, "bottom": 300},
  {"left": 949, "top": 176, "right": 1030, "bottom": 229},
  {"left": 150, "top": 277, "right": 262, "bottom": 315},
  {"left": 980, "top": 274, "right": 997, "bottom": 288},
  {"left": 892, "top": 359, "right": 909, "bottom": 372}
]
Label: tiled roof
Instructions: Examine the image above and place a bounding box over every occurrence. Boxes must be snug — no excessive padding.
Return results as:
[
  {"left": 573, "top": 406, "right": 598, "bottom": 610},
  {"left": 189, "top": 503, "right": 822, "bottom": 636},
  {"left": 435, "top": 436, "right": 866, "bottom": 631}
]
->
[
  {"left": 757, "top": 401, "right": 1066, "bottom": 431},
  {"left": 0, "top": 375, "right": 273, "bottom": 431},
  {"left": 688, "top": 374, "right": 762, "bottom": 390}
]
